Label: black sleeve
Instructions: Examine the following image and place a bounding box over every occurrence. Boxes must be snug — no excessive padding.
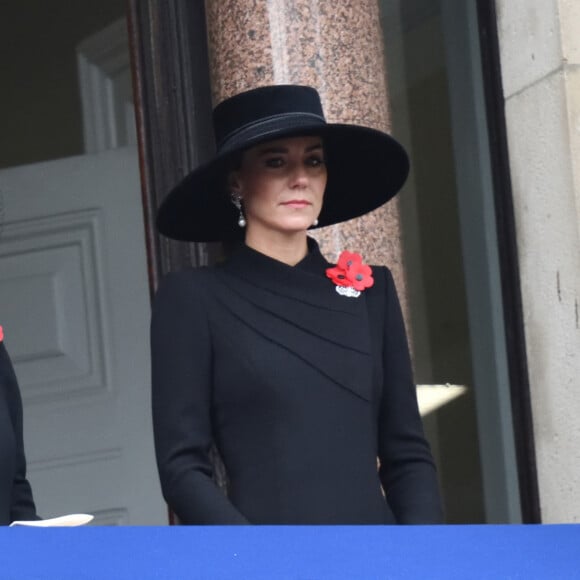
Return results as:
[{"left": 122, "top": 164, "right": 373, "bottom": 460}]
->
[
  {"left": 0, "top": 344, "right": 39, "bottom": 522},
  {"left": 377, "top": 268, "right": 444, "bottom": 524},
  {"left": 151, "top": 271, "right": 249, "bottom": 525}
]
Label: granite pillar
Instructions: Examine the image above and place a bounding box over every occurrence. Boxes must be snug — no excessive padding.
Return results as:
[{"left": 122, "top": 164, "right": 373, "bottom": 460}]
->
[{"left": 204, "top": 0, "right": 410, "bottom": 326}]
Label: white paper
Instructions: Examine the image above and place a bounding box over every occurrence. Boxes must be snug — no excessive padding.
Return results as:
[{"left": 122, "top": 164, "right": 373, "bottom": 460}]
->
[{"left": 10, "top": 513, "right": 94, "bottom": 527}]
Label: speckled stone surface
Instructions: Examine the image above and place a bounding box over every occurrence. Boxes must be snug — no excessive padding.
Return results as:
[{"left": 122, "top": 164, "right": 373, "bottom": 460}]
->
[{"left": 205, "top": 0, "right": 410, "bottom": 331}]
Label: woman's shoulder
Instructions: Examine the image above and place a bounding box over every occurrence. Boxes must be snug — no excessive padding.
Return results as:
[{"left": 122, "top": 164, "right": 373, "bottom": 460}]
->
[
  {"left": 157, "top": 264, "right": 221, "bottom": 289},
  {"left": 152, "top": 266, "right": 221, "bottom": 310},
  {"left": 357, "top": 265, "right": 401, "bottom": 335},
  {"left": 371, "top": 264, "right": 395, "bottom": 284},
  {"left": 364, "top": 264, "right": 398, "bottom": 304}
]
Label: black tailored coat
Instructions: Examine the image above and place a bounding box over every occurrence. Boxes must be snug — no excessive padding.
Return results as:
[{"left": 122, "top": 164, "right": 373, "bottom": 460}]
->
[
  {"left": 0, "top": 342, "right": 38, "bottom": 525},
  {"left": 151, "top": 239, "right": 443, "bottom": 525}
]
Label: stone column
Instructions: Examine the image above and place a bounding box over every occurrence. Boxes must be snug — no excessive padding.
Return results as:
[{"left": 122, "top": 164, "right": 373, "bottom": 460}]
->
[
  {"left": 204, "top": 0, "right": 409, "bottom": 324},
  {"left": 497, "top": 0, "right": 580, "bottom": 522}
]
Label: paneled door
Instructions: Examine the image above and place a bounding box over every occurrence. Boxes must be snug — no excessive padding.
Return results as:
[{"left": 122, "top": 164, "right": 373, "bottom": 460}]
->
[{"left": 0, "top": 146, "right": 166, "bottom": 525}]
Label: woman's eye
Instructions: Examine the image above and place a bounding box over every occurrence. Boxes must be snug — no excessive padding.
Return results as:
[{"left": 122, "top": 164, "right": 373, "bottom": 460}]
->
[
  {"left": 306, "top": 155, "right": 325, "bottom": 167},
  {"left": 265, "top": 157, "right": 284, "bottom": 168}
]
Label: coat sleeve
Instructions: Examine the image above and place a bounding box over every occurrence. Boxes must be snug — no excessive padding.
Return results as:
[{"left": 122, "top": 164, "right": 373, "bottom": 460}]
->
[
  {"left": 376, "top": 268, "right": 444, "bottom": 524},
  {"left": 0, "top": 344, "right": 39, "bottom": 522},
  {"left": 151, "top": 271, "right": 249, "bottom": 524}
]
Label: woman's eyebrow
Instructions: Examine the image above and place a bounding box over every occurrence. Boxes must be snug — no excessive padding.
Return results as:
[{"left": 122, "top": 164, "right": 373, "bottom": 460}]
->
[
  {"left": 257, "top": 143, "right": 323, "bottom": 156},
  {"left": 257, "top": 146, "right": 288, "bottom": 155}
]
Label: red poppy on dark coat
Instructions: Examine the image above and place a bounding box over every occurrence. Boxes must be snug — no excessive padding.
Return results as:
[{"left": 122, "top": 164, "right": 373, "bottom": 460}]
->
[
  {"left": 337, "top": 251, "right": 363, "bottom": 271},
  {"left": 346, "top": 261, "right": 374, "bottom": 291},
  {"left": 326, "top": 251, "right": 374, "bottom": 291},
  {"left": 326, "top": 265, "right": 352, "bottom": 287}
]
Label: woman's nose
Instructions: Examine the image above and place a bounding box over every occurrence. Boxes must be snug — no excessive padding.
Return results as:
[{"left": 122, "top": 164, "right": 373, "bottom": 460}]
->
[{"left": 289, "top": 163, "right": 309, "bottom": 187}]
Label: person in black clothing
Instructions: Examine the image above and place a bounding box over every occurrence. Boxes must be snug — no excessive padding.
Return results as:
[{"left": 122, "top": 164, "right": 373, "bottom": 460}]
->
[
  {"left": 151, "top": 85, "right": 443, "bottom": 525},
  {"left": 0, "top": 327, "right": 38, "bottom": 525}
]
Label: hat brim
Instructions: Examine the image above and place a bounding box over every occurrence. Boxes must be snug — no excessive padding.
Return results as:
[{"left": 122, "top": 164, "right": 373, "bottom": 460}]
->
[{"left": 156, "top": 123, "right": 409, "bottom": 242}]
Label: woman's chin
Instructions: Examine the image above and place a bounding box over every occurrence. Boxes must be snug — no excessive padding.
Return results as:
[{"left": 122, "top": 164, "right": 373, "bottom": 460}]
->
[
  {"left": 282, "top": 222, "right": 316, "bottom": 234},
  {"left": 286, "top": 214, "right": 319, "bottom": 230}
]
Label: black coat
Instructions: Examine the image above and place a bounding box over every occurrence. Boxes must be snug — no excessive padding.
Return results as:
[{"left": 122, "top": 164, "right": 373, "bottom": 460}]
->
[
  {"left": 151, "top": 240, "right": 443, "bottom": 525},
  {"left": 0, "top": 342, "right": 38, "bottom": 525}
]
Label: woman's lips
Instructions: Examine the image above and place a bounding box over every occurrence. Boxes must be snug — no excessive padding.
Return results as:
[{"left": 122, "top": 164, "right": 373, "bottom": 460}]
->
[{"left": 280, "top": 200, "right": 312, "bottom": 208}]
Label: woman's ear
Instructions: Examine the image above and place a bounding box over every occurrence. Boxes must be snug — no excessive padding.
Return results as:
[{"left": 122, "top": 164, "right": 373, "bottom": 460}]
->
[{"left": 228, "top": 171, "right": 241, "bottom": 193}]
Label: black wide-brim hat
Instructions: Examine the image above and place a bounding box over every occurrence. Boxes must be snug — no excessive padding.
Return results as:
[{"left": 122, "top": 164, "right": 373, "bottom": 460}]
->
[{"left": 157, "top": 85, "right": 409, "bottom": 242}]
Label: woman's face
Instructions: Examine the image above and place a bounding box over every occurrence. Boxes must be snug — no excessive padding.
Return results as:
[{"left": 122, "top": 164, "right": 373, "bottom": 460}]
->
[{"left": 230, "top": 135, "right": 327, "bottom": 238}]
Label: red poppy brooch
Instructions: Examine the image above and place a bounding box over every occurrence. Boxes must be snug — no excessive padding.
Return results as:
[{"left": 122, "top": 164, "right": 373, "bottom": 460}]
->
[
  {"left": 0, "top": 325, "right": 3, "bottom": 342},
  {"left": 326, "top": 251, "right": 374, "bottom": 298}
]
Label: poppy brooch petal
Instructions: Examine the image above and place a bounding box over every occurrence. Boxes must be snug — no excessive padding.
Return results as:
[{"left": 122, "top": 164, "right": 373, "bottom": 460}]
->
[
  {"left": 326, "top": 251, "right": 374, "bottom": 298},
  {"left": 0, "top": 325, "right": 4, "bottom": 342},
  {"left": 337, "top": 251, "right": 363, "bottom": 271},
  {"left": 326, "top": 266, "right": 352, "bottom": 287},
  {"left": 346, "top": 262, "right": 374, "bottom": 291}
]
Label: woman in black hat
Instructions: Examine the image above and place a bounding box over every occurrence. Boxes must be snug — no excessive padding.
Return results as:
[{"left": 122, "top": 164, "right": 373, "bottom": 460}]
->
[
  {"left": 0, "top": 327, "right": 38, "bottom": 525},
  {"left": 151, "top": 85, "right": 443, "bottom": 525}
]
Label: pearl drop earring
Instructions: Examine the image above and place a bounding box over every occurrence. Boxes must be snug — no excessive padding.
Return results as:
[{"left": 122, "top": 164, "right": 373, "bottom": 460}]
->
[
  {"left": 313, "top": 218, "right": 319, "bottom": 227},
  {"left": 230, "top": 192, "right": 246, "bottom": 228}
]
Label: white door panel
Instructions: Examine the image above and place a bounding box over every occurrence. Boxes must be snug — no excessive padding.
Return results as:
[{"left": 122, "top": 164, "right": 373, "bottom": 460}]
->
[{"left": 0, "top": 147, "right": 165, "bottom": 524}]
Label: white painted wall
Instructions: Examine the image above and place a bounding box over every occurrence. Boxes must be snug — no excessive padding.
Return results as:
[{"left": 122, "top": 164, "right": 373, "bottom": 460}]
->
[{"left": 496, "top": 0, "right": 580, "bottom": 522}]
